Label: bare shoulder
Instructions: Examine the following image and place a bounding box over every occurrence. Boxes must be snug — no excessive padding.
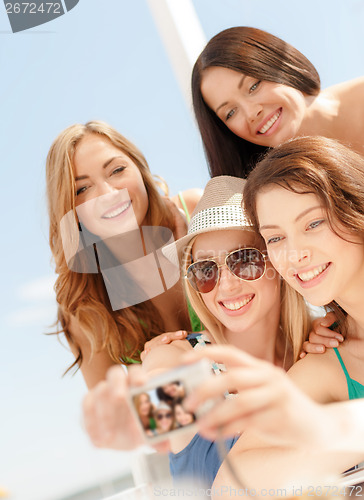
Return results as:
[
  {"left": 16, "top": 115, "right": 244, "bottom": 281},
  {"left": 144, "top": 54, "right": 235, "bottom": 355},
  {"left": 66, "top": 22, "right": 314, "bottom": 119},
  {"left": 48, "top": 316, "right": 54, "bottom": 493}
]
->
[
  {"left": 287, "top": 349, "right": 347, "bottom": 403},
  {"left": 170, "top": 188, "right": 203, "bottom": 216},
  {"left": 324, "top": 76, "right": 364, "bottom": 98}
]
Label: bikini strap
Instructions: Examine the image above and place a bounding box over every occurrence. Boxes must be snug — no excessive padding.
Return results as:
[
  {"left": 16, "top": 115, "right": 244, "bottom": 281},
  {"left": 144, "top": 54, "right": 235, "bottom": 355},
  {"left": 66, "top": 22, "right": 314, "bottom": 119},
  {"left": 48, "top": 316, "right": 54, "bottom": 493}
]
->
[
  {"left": 333, "top": 347, "right": 351, "bottom": 380},
  {"left": 178, "top": 191, "right": 191, "bottom": 223}
]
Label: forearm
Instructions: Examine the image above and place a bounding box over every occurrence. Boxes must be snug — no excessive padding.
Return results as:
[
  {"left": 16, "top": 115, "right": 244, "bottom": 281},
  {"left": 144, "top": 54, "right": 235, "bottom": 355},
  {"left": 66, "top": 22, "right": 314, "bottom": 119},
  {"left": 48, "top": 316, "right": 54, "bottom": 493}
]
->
[
  {"left": 321, "top": 400, "right": 364, "bottom": 454},
  {"left": 213, "top": 402, "right": 364, "bottom": 497},
  {"left": 213, "top": 444, "right": 361, "bottom": 497}
]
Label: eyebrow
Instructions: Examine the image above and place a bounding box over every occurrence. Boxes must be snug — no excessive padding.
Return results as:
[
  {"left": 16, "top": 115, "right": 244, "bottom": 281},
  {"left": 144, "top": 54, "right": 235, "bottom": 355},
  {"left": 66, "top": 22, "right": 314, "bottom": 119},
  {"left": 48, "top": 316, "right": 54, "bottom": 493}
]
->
[
  {"left": 215, "top": 74, "right": 247, "bottom": 114},
  {"left": 74, "top": 156, "right": 126, "bottom": 181},
  {"left": 259, "top": 206, "right": 323, "bottom": 231}
]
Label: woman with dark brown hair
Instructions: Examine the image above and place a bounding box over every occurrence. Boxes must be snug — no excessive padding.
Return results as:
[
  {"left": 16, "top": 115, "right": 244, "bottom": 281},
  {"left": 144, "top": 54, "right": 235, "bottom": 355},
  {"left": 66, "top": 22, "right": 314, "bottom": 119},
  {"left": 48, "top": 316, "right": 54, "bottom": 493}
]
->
[{"left": 192, "top": 26, "right": 364, "bottom": 178}]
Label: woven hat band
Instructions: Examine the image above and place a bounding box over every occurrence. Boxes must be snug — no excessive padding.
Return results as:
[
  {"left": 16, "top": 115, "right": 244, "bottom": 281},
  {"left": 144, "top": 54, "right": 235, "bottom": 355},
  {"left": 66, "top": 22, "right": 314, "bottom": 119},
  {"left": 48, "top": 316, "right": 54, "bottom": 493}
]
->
[{"left": 188, "top": 205, "right": 250, "bottom": 235}]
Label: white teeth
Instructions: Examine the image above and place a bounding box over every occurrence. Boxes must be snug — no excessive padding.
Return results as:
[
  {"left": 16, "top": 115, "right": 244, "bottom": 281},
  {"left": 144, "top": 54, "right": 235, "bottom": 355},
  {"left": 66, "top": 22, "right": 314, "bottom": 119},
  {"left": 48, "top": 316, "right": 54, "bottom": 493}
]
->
[
  {"left": 222, "top": 296, "right": 253, "bottom": 311},
  {"left": 297, "top": 263, "right": 329, "bottom": 282},
  {"left": 102, "top": 201, "right": 130, "bottom": 219},
  {"left": 259, "top": 110, "right": 281, "bottom": 134}
]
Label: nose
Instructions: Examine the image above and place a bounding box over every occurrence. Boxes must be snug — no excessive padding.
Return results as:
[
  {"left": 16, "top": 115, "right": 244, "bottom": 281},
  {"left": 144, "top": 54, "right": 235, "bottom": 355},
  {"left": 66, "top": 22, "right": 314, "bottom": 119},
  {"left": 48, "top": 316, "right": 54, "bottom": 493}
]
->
[
  {"left": 245, "top": 101, "right": 263, "bottom": 123},
  {"left": 218, "top": 265, "right": 242, "bottom": 291},
  {"left": 287, "top": 237, "right": 311, "bottom": 265},
  {"left": 95, "top": 181, "right": 119, "bottom": 198}
]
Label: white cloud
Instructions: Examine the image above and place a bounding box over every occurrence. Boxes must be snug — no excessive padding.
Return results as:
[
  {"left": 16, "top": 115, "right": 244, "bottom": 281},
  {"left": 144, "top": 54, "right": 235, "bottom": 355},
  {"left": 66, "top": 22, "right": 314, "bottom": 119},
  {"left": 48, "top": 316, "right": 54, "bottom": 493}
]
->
[
  {"left": 17, "top": 274, "right": 56, "bottom": 302},
  {"left": 5, "top": 304, "right": 57, "bottom": 328},
  {"left": 5, "top": 275, "right": 58, "bottom": 328}
]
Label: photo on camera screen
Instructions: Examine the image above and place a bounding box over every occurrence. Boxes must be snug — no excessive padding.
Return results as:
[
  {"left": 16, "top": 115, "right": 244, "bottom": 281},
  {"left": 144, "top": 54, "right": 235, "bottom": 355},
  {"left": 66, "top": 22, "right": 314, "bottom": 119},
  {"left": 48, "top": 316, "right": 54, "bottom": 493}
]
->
[{"left": 132, "top": 380, "right": 197, "bottom": 439}]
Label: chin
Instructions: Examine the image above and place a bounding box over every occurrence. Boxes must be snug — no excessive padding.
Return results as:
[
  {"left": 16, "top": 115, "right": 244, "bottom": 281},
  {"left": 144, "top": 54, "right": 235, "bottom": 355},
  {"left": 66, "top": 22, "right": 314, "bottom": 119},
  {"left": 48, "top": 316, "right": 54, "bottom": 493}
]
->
[{"left": 303, "top": 294, "right": 334, "bottom": 308}]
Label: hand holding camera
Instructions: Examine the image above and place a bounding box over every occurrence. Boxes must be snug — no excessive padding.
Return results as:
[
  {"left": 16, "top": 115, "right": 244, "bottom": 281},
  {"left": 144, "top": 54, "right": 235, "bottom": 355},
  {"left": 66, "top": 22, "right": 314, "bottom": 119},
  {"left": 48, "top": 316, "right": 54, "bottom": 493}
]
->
[{"left": 83, "top": 359, "right": 216, "bottom": 450}]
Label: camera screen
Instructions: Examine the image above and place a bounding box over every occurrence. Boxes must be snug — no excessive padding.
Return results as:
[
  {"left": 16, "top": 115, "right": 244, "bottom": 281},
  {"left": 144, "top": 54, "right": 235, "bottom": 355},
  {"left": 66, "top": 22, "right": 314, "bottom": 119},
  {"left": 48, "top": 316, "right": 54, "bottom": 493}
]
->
[{"left": 132, "top": 380, "right": 196, "bottom": 438}]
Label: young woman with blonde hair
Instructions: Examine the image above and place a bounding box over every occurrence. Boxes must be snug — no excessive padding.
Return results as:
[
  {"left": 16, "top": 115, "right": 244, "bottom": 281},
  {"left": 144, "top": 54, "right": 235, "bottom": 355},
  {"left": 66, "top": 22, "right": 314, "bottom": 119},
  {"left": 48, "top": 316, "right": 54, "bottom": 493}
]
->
[{"left": 46, "top": 120, "right": 202, "bottom": 388}]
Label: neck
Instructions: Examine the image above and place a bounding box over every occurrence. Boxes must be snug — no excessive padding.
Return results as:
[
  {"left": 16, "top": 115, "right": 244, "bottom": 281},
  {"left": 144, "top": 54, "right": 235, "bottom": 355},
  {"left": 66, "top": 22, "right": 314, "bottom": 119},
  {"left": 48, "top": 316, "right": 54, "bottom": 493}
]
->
[
  {"left": 335, "top": 261, "right": 364, "bottom": 340},
  {"left": 336, "top": 301, "right": 364, "bottom": 341},
  {"left": 223, "top": 310, "right": 283, "bottom": 367}
]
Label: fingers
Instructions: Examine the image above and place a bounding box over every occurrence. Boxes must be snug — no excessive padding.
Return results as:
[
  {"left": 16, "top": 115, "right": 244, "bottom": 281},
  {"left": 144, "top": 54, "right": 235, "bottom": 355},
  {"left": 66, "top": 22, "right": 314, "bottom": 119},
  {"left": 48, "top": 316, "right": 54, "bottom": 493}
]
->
[
  {"left": 303, "top": 311, "right": 344, "bottom": 355},
  {"left": 127, "top": 364, "right": 148, "bottom": 387},
  {"left": 141, "top": 331, "right": 188, "bottom": 360},
  {"left": 305, "top": 329, "right": 343, "bottom": 354},
  {"left": 197, "top": 384, "right": 272, "bottom": 430},
  {"left": 83, "top": 366, "right": 144, "bottom": 450},
  {"left": 182, "top": 344, "right": 268, "bottom": 371},
  {"left": 185, "top": 363, "right": 283, "bottom": 413},
  {"left": 319, "top": 311, "right": 338, "bottom": 328},
  {"left": 83, "top": 379, "right": 125, "bottom": 448},
  {"left": 301, "top": 339, "right": 326, "bottom": 355},
  {"left": 313, "top": 313, "right": 343, "bottom": 340}
]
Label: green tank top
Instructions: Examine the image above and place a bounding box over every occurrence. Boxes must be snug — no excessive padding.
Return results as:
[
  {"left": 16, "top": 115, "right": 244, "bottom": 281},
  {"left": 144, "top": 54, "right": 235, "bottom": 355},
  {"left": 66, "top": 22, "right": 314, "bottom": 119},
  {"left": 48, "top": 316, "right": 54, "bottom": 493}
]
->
[{"left": 333, "top": 347, "right": 364, "bottom": 399}]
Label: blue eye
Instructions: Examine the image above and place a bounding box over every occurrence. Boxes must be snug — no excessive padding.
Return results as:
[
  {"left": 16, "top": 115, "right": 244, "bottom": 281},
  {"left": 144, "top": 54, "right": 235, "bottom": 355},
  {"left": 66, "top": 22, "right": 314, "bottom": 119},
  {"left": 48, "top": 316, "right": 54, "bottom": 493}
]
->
[
  {"left": 249, "top": 81, "right": 261, "bottom": 93},
  {"left": 266, "top": 236, "right": 283, "bottom": 245},
  {"left": 307, "top": 220, "right": 324, "bottom": 230}
]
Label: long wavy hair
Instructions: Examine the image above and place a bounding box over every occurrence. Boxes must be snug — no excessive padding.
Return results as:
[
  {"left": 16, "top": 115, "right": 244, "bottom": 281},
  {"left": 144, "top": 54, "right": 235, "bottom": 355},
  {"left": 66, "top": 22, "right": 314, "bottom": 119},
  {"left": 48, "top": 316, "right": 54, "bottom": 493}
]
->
[
  {"left": 46, "top": 121, "right": 175, "bottom": 371},
  {"left": 133, "top": 393, "right": 155, "bottom": 423},
  {"left": 243, "top": 136, "right": 364, "bottom": 337},
  {"left": 192, "top": 26, "right": 321, "bottom": 178},
  {"left": 182, "top": 233, "right": 311, "bottom": 363}
]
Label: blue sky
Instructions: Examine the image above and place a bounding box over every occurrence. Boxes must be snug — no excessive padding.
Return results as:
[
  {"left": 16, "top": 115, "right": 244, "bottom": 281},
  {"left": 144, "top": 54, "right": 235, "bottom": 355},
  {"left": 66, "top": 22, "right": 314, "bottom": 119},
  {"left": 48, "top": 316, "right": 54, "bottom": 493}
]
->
[{"left": 1, "top": 1, "right": 364, "bottom": 499}]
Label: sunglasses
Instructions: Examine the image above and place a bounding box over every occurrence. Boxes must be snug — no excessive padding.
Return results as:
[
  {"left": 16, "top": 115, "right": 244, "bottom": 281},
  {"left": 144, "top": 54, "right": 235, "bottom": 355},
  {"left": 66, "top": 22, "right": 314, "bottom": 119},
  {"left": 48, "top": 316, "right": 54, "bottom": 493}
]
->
[
  {"left": 185, "top": 248, "right": 267, "bottom": 294},
  {"left": 156, "top": 412, "right": 173, "bottom": 420}
]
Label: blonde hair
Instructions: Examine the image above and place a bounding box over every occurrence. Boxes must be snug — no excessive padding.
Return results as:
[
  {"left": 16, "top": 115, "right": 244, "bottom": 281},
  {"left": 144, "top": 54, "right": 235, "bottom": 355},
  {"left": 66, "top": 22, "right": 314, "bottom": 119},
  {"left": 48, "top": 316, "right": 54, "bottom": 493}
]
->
[
  {"left": 182, "top": 234, "right": 311, "bottom": 362},
  {"left": 46, "top": 121, "right": 175, "bottom": 371}
]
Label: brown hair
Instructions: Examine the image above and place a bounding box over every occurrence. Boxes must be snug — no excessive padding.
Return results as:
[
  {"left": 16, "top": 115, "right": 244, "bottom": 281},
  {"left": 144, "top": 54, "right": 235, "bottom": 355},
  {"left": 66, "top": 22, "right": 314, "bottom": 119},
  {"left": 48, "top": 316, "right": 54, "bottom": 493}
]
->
[
  {"left": 46, "top": 121, "right": 175, "bottom": 372},
  {"left": 244, "top": 135, "right": 364, "bottom": 336},
  {"left": 192, "top": 27, "right": 320, "bottom": 178}
]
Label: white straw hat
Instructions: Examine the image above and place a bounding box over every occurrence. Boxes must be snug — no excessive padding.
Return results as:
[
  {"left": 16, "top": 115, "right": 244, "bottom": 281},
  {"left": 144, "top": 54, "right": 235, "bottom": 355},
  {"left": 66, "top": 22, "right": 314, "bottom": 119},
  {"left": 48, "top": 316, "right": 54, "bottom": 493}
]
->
[{"left": 163, "top": 176, "right": 252, "bottom": 264}]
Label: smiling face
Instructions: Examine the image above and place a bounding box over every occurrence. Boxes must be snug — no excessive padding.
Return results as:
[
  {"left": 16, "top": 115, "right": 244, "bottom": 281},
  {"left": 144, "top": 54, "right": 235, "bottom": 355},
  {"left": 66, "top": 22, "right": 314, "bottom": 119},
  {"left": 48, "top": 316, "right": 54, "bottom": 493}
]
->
[
  {"left": 162, "top": 383, "right": 183, "bottom": 399},
  {"left": 257, "top": 186, "right": 364, "bottom": 308},
  {"left": 155, "top": 410, "right": 174, "bottom": 433},
  {"left": 200, "top": 67, "right": 308, "bottom": 147},
  {"left": 174, "top": 404, "right": 194, "bottom": 427},
  {"left": 191, "top": 229, "right": 281, "bottom": 337},
  {"left": 73, "top": 134, "right": 149, "bottom": 240}
]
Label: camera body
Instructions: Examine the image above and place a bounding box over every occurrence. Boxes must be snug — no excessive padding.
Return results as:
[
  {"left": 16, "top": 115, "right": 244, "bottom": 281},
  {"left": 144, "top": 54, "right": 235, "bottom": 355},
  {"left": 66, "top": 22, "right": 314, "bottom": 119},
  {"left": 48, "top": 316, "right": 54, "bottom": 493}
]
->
[{"left": 130, "top": 359, "right": 215, "bottom": 444}]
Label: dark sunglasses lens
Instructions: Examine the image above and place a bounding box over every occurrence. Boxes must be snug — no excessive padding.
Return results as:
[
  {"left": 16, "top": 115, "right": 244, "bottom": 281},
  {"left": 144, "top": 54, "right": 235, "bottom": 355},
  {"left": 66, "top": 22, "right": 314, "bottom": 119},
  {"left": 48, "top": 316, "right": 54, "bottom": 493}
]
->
[
  {"left": 187, "top": 260, "right": 219, "bottom": 293},
  {"left": 157, "top": 413, "right": 172, "bottom": 420},
  {"left": 227, "top": 249, "right": 265, "bottom": 280}
]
